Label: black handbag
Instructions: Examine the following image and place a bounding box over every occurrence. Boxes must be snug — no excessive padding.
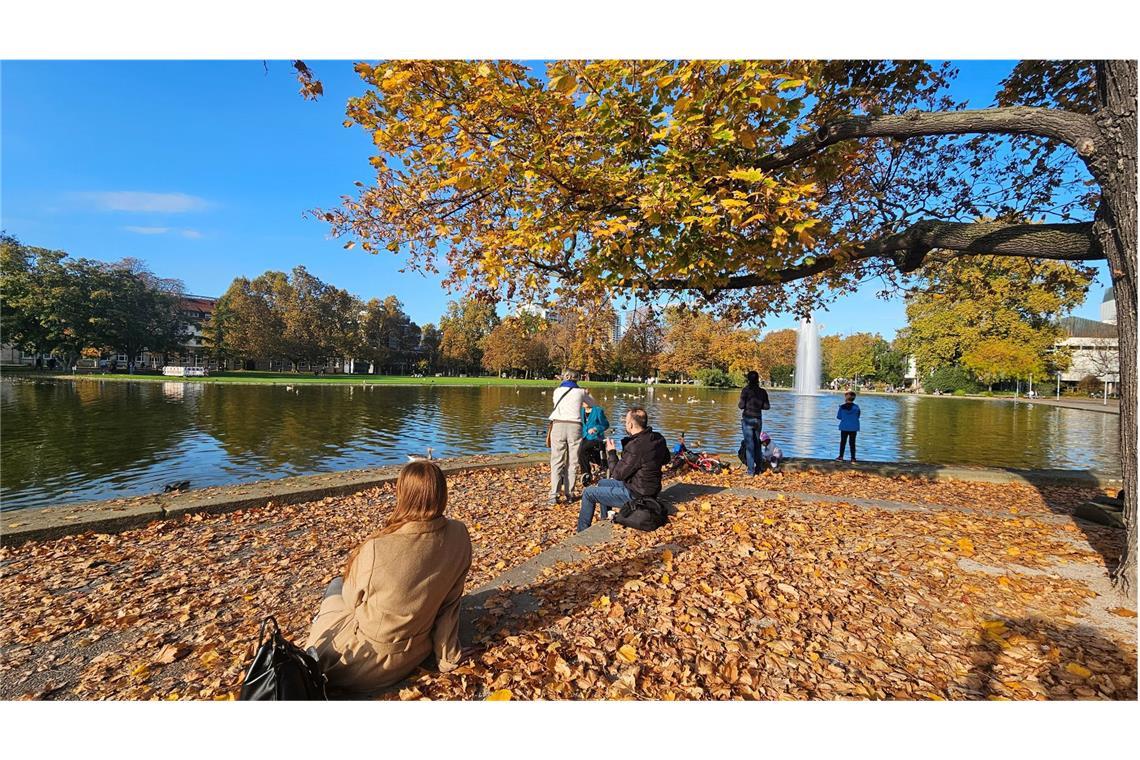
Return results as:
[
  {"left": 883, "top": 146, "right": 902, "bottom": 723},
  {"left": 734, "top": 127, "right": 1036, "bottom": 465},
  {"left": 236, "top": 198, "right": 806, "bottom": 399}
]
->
[
  {"left": 238, "top": 616, "right": 328, "bottom": 701},
  {"left": 613, "top": 496, "right": 668, "bottom": 532}
]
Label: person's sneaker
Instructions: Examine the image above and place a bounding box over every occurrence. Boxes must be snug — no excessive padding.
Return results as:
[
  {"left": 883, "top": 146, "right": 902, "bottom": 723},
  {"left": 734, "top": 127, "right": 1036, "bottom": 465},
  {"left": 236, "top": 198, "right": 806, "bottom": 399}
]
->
[{"left": 548, "top": 494, "right": 560, "bottom": 505}]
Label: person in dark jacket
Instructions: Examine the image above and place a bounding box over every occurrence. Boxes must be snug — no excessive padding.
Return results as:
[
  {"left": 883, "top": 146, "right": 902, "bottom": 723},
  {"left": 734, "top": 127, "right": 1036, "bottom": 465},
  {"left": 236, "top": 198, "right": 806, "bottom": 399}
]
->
[
  {"left": 577, "top": 401, "right": 609, "bottom": 486},
  {"left": 576, "top": 406, "right": 669, "bottom": 532},
  {"left": 738, "top": 370, "right": 771, "bottom": 475}
]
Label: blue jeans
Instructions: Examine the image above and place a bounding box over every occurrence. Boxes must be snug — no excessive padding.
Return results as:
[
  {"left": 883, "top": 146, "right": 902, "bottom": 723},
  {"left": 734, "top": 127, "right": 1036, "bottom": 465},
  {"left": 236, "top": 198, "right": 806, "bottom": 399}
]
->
[
  {"left": 577, "top": 479, "right": 632, "bottom": 532},
  {"left": 741, "top": 417, "right": 762, "bottom": 475}
]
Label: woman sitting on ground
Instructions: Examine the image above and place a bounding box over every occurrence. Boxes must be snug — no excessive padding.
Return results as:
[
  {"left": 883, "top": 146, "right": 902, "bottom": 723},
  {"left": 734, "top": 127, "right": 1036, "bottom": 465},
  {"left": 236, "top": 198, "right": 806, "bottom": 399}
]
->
[{"left": 305, "top": 460, "right": 472, "bottom": 694}]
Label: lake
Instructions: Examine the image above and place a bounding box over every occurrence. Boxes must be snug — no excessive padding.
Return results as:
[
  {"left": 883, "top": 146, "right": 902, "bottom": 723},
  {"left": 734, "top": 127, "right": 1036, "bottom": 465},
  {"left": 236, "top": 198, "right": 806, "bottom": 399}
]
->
[{"left": 0, "top": 378, "right": 1120, "bottom": 510}]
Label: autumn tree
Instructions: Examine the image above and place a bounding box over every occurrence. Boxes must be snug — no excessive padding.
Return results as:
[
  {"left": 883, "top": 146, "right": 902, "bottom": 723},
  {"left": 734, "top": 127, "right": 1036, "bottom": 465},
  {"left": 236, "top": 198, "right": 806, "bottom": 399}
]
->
[
  {"left": 758, "top": 328, "right": 797, "bottom": 386},
  {"left": 1, "top": 236, "right": 187, "bottom": 369},
  {"left": 210, "top": 267, "right": 364, "bottom": 370},
  {"left": 358, "top": 295, "right": 421, "bottom": 373},
  {"left": 961, "top": 338, "right": 1044, "bottom": 390},
  {"left": 88, "top": 258, "right": 188, "bottom": 369},
  {"left": 315, "top": 60, "right": 1137, "bottom": 593},
  {"left": 569, "top": 297, "right": 616, "bottom": 379},
  {"left": 612, "top": 307, "right": 664, "bottom": 379},
  {"left": 209, "top": 273, "right": 287, "bottom": 364},
  {"left": 827, "top": 332, "right": 882, "bottom": 383},
  {"left": 438, "top": 297, "right": 499, "bottom": 374},
  {"left": 898, "top": 257, "right": 1090, "bottom": 381},
  {"left": 481, "top": 317, "right": 547, "bottom": 377},
  {"left": 872, "top": 338, "right": 909, "bottom": 387},
  {"left": 1, "top": 236, "right": 103, "bottom": 367},
  {"left": 418, "top": 323, "right": 442, "bottom": 374}
]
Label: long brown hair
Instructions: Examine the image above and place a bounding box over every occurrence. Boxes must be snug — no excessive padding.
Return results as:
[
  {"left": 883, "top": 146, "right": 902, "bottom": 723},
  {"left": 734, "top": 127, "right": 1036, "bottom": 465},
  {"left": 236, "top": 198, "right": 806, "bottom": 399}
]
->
[{"left": 342, "top": 461, "right": 448, "bottom": 578}]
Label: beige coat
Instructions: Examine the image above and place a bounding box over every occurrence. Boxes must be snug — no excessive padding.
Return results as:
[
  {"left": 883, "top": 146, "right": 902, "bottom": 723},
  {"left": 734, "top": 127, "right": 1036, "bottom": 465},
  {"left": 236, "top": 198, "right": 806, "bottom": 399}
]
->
[{"left": 306, "top": 517, "right": 472, "bottom": 694}]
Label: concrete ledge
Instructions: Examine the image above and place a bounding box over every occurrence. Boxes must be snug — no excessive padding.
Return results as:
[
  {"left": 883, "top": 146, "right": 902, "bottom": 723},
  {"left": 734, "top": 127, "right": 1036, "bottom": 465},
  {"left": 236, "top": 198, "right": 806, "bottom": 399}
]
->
[
  {"left": 2, "top": 500, "right": 164, "bottom": 544},
  {"left": 1, "top": 453, "right": 548, "bottom": 547},
  {"left": 753, "top": 457, "right": 1121, "bottom": 489},
  {"left": 1, "top": 452, "right": 1117, "bottom": 548}
]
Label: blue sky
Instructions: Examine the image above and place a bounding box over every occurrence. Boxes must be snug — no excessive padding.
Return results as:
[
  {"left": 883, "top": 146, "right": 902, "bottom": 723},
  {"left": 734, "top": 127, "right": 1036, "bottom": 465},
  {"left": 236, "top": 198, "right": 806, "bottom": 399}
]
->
[{"left": 1, "top": 60, "right": 1111, "bottom": 337}]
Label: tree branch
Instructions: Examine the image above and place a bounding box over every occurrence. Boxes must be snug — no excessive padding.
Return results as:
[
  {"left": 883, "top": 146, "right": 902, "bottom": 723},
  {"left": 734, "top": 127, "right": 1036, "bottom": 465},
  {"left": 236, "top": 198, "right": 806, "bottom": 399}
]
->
[
  {"left": 757, "top": 107, "right": 1101, "bottom": 172},
  {"left": 654, "top": 219, "right": 1103, "bottom": 292}
]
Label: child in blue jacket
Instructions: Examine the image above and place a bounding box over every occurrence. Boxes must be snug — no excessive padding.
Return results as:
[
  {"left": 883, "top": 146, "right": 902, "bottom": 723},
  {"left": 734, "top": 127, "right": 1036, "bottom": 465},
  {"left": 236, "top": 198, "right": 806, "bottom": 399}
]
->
[
  {"left": 578, "top": 402, "right": 610, "bottom": 485},
  {"left": 835, "top": 390, "right": 861, "bottom": 463}
]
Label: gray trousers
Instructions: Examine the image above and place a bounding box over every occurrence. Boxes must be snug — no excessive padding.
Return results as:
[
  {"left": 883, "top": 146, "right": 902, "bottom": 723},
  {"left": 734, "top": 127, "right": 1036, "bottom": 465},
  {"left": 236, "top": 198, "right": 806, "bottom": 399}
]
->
[{"left": 549, "top": 421, "right": 583, "bottom": 497}]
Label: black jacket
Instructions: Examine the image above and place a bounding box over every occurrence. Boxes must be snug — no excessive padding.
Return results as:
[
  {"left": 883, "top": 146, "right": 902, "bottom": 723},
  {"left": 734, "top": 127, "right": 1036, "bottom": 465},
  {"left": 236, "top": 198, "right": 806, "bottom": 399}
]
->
[
  {"left": 738, "top": 385, "right": 771, "bottom": 420},
  {"left": 606, "top": 427, "right": 670, "bottom": 498}
]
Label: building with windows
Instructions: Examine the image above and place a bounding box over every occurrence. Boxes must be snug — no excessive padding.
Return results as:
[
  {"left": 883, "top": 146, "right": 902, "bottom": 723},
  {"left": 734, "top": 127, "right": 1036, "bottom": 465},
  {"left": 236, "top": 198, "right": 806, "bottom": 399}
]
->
[{"left": 1055, "top": 288, "right": 1119, "bottom": 393}]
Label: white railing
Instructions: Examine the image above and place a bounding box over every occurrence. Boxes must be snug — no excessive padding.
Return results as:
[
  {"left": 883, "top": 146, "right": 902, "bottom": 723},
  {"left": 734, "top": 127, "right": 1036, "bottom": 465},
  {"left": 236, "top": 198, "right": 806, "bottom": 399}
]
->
[{"left": 162, "top": 366, "right": 209, "bottom": 377}]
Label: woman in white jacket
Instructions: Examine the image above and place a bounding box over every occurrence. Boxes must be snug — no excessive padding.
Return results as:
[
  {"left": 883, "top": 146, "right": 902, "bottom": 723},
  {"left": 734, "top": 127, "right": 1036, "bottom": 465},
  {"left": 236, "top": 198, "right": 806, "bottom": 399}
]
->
[{"left": 548, "top": 370, "right": 597, "bottom": 503}]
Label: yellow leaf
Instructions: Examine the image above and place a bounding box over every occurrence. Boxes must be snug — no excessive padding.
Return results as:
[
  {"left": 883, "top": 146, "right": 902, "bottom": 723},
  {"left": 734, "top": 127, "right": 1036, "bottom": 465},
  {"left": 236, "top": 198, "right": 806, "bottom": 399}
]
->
[
  {"left": 550, "top": 74, "right": 577, "bottom": 95},
  {"left": 728, "top": 168, "right": 765, "bottom": 183},
  {"left": 776, "top": 494, "right": 786, "bottom": 501},
  {"left": 486, "top": 689, "right": 513, "bottom": 701},
  {"left": 1006, "top": 546, "right": 1020, "bottom": 557},
  {"left": 662, "top": 549, "right": 673, "bottom": 564},
  {"left": 130, "top": 663, "right": 151, "bottom": 679},
  {"left": 617, "top": 644, "right": 638, "bottom": 663},
  {"left": 592, "top": 595, "right": 611, "bottom": 609},
  {"left": 1064, "top": 663, "right": 1092, "bottom": 679},
  {"left": 699, "top": 500, "right": 711, "bottom": 512},
  {"left": 661, "top": 573, "right": 671, "bottom": 585},
  {"left": 724, "top": 591, "right": 744, "bottom": 604},
  {"left": 956, "top": 538, "right": 975, "bottom": 557},
  {"left": 732, "top": 522, "right": 747, "bottom": 534},
  {"left": 699, "top": 581, "right": 713, "bottom": 594}
]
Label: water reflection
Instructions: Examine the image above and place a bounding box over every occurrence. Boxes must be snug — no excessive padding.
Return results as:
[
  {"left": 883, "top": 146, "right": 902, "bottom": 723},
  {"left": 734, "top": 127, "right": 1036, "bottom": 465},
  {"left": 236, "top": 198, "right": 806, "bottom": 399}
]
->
[{"left": 0, "top": 379, "right": 1121, "bottom": 510}]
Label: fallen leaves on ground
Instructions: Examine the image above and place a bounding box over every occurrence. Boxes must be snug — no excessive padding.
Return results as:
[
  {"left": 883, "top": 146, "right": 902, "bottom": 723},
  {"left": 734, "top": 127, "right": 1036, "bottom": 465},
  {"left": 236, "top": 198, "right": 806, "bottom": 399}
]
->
[{"left": 1, "top": 465, "right": 1134, "bottom": 701}]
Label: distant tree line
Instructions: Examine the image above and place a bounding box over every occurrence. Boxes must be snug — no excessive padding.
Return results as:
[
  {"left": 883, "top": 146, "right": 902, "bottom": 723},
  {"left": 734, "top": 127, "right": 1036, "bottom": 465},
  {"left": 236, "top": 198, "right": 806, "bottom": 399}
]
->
[{"left": 1, "top": 234, "right": 188, "bottom": 370}]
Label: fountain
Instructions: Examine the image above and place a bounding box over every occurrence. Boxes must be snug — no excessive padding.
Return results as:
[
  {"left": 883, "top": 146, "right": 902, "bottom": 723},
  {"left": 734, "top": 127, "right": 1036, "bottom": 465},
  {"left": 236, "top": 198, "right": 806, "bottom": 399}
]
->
[{"left": 793, "top": 316, "right": 821, "bottom": 395}]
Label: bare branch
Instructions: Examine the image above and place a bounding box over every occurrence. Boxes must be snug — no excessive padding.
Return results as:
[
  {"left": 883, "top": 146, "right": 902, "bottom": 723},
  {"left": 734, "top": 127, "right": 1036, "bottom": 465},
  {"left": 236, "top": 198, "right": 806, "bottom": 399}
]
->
[
  {"left": 757, "top": 107, "right": 1101, "bottom": 172},
  {"left": 655, "top": 219, "right": 1103, "bottom": 292}
]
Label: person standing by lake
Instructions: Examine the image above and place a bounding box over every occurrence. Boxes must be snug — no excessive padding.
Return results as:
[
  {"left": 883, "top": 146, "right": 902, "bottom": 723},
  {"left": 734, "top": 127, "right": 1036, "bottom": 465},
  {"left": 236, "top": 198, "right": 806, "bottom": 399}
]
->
[
  {"left": 578, "top": 400, "right": 609, "bottom": 487},
  {"left": 738, "top": 370, "right": 771, "bottom": 476},
  {"left": 548, "top": 370, "right": 597, "bottom": 504},
  {"left": 836, "top": 389, "right": 861, "bottom": 463}
]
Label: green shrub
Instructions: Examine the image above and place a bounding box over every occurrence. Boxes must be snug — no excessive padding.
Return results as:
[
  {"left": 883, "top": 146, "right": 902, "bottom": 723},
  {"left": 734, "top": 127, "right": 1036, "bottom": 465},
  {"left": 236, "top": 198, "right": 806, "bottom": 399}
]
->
[
  {"left": 953, "top": 388, "right": 967, "bottom": 396},
  {"left": 770, "top": 365, "right": 794, "bottom": 387},
  {"left": 925, "top": 366, "right": 980, "bottom": 394},
  {"left": 695, "top": 367, "right": 734, "bottom": 388}
]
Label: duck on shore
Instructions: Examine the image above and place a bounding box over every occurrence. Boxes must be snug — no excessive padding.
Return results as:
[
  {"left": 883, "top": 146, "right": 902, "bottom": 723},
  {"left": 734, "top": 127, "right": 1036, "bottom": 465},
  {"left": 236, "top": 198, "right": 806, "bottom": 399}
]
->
[{"left": 407, "top": 447, "right": 435, "bottom": 462}]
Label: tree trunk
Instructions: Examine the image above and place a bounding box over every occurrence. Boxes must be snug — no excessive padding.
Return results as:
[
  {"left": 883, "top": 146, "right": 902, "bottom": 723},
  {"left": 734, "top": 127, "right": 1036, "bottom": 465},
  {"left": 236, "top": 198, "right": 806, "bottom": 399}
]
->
[{"left": 1089, "top": 61, "right": 1137, "bottom": 597}]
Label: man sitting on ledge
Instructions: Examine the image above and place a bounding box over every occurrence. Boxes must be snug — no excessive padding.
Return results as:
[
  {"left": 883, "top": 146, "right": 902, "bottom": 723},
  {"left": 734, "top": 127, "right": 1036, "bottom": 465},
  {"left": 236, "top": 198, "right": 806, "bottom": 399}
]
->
[{"left": 577, "top": 406, "right": 670, "bottom": 532}]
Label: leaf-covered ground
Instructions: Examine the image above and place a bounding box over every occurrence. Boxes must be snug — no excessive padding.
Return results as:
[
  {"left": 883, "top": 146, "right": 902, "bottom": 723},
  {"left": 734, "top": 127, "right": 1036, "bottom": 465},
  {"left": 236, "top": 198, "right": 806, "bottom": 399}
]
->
[{"left": 1, "top": 465, "right": 1133, "bottom": 700}]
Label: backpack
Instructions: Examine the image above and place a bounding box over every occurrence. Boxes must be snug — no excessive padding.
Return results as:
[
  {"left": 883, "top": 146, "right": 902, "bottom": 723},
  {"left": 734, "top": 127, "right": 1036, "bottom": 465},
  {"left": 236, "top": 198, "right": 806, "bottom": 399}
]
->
[
  {"left": 239, "top": 616, "right": 328, "bottom": 701},
  {"left": 613, "top": 495, "right": 669, "bottom": 532}
]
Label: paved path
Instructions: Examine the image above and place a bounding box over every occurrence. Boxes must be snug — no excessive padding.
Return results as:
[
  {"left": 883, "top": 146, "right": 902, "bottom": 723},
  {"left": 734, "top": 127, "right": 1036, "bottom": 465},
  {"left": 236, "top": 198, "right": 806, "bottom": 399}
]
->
[{"left": 1022, "top": 397, "right": 1120, "bottom": 415}]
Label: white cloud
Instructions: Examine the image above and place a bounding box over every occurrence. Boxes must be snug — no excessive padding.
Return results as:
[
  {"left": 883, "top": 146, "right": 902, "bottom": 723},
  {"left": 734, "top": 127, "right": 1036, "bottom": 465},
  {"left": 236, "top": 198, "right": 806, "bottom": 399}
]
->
[
  {"left": 122, "top": 226, "right": 204, "bottom": 239},
  {"left": 79, "top": 191, "right": 211, "bottom": 213}
]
